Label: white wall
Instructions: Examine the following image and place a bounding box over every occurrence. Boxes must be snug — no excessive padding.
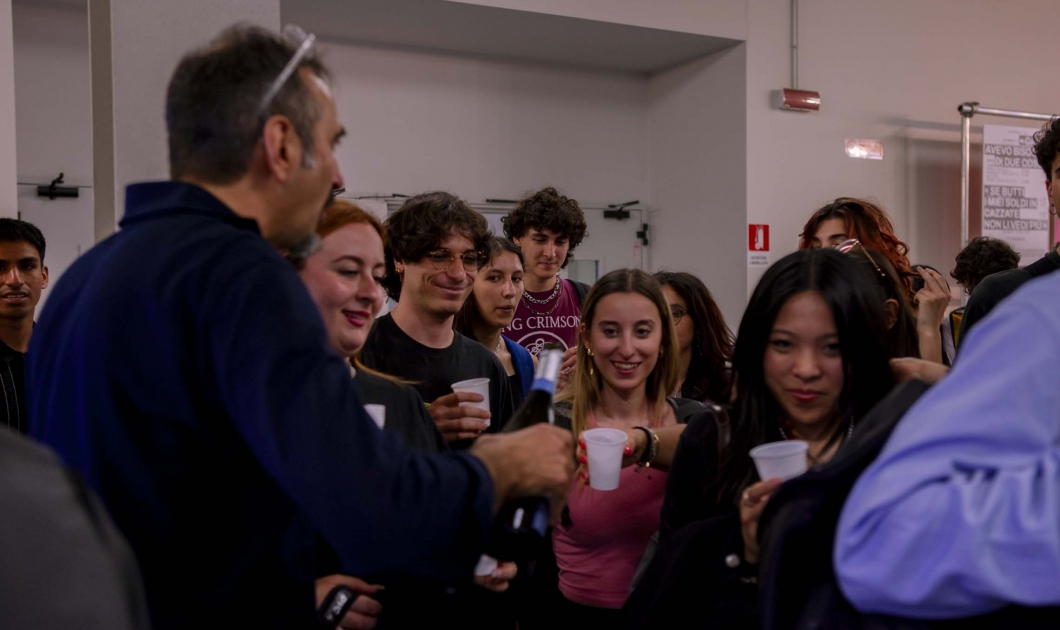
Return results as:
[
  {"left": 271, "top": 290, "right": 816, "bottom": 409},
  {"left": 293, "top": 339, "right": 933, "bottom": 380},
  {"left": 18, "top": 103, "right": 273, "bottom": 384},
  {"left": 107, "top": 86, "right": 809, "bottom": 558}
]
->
[
  {"left": 447, "top": 0, "right": 747, "bottom": 40},
  {"left": 0, "top": 0, "right": 17, "bottom": 217},
  {"left": 14, "top": 0, "right": 92, "bottom": 189},
  {"left": 649, "top": 44, "right": 747, "bottom": 328},
  {"left": 16, "top": 0, "right": 1060, "bottom": 325},
  {"left": 745, "top": 0, "right": 1060, "bottom": 295},
  {"left": 94, "top": 0, "right": 280, "bottom": 236},
  {"left": 12, "top": 0, "right": 93, "bottom": 312},
  {"left": 326, "top": 40, "right": 650, "bottom": 205}
]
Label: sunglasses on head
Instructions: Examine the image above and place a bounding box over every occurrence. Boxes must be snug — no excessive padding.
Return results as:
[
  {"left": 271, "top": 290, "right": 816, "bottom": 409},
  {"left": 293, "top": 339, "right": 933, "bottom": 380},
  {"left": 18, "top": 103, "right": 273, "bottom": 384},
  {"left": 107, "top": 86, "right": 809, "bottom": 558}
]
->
[{"left": 834, "top": 238, "right": 886, "bottom": 279}]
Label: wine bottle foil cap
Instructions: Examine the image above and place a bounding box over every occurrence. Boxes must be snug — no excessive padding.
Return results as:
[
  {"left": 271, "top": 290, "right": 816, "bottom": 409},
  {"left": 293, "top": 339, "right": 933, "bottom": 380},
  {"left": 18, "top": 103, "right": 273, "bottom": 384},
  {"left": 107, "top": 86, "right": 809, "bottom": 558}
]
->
[{"left": 531, "top": 347, "right": 564, "bottom": 393}]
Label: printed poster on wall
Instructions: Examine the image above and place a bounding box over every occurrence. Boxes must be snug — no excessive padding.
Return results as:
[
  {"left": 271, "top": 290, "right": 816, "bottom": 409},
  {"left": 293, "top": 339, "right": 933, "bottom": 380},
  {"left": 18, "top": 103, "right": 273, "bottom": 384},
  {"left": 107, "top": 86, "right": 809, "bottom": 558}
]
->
[{"left": 981, "top": 125, "right": 1050, "bottom": 262}]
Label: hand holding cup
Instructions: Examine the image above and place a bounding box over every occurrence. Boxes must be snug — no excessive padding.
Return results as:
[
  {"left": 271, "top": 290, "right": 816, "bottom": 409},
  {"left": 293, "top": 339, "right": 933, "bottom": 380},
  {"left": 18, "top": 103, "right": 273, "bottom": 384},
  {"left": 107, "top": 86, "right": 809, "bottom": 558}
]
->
[{"left": 429, "top": 391, "right": 491, "bottom": 443}]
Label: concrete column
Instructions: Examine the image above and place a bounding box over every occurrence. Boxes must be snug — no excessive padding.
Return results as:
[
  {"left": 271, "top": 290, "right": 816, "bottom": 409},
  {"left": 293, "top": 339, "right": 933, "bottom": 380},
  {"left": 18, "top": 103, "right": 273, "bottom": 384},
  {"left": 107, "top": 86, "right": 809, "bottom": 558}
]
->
[
  {"left": 89, "top": 0, "right": 280, "bottom": 241},
  {"left": 0, "top": 0, "right": 17, "bottom": 218},
  {"left": 648, "top": 44, "right": 748, "bottom": 329}
]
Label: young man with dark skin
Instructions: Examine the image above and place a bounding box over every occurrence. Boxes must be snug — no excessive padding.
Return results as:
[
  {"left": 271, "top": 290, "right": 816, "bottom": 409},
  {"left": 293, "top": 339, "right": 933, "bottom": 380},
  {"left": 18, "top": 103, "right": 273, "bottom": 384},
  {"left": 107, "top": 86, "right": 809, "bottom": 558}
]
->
[
  {"left": 0, "top": 219, "right": 47, "bottom": 434},
  {"left": 360, "top": 192, "right": 514, "bottom": 447},
  {"left": 959, "top": 117, "right": 1060, "bottom": 346},
  {"left": 28, "top": 25, "right": 573, "bottom": 629}
]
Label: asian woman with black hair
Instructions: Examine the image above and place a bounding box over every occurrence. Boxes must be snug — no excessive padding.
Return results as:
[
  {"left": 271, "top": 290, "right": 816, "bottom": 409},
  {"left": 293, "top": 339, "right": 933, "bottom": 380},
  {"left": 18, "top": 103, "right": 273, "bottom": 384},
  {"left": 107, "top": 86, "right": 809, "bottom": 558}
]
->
[{"left": 625, "top": 248, "right": 894, "bottom": 629}]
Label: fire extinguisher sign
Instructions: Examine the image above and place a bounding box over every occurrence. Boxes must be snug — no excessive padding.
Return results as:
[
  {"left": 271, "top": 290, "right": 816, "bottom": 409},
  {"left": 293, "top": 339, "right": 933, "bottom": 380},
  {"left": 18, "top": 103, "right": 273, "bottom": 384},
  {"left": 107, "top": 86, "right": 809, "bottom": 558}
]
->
[{"left": 748, "top": 224, "right": 771, "bottom": 267}]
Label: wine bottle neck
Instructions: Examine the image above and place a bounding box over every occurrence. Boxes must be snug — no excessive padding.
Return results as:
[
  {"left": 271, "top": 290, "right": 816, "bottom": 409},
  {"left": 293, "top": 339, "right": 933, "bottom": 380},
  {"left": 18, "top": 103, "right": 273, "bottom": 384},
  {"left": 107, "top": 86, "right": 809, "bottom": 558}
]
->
[{"left": 531, "top": 349, "right": 564, "bottom": 395}]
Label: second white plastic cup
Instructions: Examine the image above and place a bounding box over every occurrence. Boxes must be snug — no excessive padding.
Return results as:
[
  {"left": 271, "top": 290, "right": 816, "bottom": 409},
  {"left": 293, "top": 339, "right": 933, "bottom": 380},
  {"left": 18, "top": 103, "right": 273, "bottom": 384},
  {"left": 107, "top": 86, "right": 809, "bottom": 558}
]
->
[
  {"left": 364, "top": 404, "right": 386, "bottom": 429},
  {"left": 750, "top": 440, "right": 809, "bottom": 481},
  {"left": 474, "top": 554, "right": 499, "bottom": 577},
  {"left": 452, "top": 378, "right": 491, "bottom": 427},
  {"left": 583, "top": 427, "right": 628, "bottom": 491}
]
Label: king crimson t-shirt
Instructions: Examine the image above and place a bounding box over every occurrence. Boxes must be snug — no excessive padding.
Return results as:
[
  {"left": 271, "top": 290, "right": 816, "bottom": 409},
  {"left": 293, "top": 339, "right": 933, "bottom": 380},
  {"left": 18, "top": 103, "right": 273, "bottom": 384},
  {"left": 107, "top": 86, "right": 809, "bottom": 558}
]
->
[{"left": 503, "top": 278, "right": 582, "bottom": 356}]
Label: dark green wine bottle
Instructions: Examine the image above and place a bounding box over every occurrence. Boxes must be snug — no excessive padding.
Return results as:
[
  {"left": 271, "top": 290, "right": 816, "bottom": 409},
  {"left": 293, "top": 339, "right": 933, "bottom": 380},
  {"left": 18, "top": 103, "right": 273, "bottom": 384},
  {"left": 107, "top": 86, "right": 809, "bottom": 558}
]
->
[{"left": 487, "top": 343, "right": 564, "bottom": 561}]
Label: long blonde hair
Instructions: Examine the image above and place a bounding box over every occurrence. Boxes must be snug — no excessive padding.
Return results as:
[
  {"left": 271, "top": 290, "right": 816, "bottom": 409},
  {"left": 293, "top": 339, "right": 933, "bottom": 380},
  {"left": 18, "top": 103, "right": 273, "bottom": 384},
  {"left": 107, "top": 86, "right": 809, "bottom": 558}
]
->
[{"left": 557, "top": 269, "right": 681, "bottom": 436}]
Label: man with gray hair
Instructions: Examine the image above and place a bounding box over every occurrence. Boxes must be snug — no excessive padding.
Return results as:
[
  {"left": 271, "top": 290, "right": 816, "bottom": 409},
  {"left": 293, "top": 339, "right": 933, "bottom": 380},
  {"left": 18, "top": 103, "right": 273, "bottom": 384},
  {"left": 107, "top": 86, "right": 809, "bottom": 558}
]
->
[{"left": 29, "top": 24, "right": 573, "bottom": 629}]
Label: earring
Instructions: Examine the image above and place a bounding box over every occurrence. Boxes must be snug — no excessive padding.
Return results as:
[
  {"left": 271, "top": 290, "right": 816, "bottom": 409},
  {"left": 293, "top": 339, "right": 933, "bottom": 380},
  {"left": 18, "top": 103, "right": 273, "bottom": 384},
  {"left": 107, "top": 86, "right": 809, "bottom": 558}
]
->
[
  {"left": 586, "top": 347, "right": 594, "bottom": 377},
  {"left": 587, "top": 347, "right": 593, "bottom": 357}
]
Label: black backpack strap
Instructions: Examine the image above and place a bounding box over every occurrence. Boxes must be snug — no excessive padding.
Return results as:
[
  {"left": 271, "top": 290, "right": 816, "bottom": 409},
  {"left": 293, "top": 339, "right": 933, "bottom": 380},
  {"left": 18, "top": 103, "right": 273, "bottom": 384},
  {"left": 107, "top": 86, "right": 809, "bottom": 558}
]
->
[
  {"left": 570, "top": 280, "right": 591, "bottom": 307},
  {"left": 665, "top": 396, "right": 706, "bottom": 424}
]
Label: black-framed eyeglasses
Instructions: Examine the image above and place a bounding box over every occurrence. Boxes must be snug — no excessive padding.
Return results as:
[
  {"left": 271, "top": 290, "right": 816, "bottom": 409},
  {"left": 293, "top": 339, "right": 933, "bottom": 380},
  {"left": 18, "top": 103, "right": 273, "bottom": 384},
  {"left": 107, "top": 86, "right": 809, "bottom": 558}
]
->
[
  {"left": 835, "top": 238, "right": 886, "bottom": 279},
  {"left": 424, "top": 249, "right": 483, "bottom": 273},
  {"left": 257, "top": 25, "right": 317, "bottom": 120},
  {"left": 669, "top": 305, "right": 687, "bottom": 325}
]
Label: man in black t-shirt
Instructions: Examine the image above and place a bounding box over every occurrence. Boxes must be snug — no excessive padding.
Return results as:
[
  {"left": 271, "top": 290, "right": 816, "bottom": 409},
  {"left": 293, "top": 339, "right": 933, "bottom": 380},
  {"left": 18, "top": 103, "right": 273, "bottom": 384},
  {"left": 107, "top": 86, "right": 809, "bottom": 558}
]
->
[
  {"left": 0, "top": 219, "right": 48, "bottom": 434},
  {"left": 360, "top": 191, "right": 519, "bottom": 629},
  {"left": 361, "top": 192, "right": 514, "bottom": 448},
  {"left": 959, "top": 117, "right": 1060, "bottom": 349}
]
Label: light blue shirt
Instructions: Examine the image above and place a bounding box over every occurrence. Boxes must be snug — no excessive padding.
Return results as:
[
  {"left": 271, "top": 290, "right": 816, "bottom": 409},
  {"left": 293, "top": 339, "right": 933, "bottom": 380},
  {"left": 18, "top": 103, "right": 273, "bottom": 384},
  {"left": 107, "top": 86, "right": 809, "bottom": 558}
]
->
[{"left": 835, "top": 269, "right": 1060, "bottom": 619}]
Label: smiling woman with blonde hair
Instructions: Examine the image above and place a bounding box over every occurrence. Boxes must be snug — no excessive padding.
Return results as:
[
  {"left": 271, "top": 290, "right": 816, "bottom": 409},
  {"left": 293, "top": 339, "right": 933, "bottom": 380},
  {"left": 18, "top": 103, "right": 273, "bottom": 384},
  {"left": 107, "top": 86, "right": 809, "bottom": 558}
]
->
[{"left": 542, "top": 268, "right": 700, "bottom": 625}]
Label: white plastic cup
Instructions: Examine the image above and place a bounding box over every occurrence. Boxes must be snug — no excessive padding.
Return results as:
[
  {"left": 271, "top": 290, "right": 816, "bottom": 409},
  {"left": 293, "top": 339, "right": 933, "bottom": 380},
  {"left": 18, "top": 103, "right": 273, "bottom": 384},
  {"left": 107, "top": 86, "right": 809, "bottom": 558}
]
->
[
  {"left": 582, "top": 427, "right": 628, "bottom": 491},
  {"left": 364, "top": 404, "right": 386, "bottom": 430},
  {"left": 750, "top": 440, "right": 809, "bottom": 481},
  {"left": 474, "top": 554, "right": 498, "bottom": 577},
  {"left": 451, "top": 378, "right": 491, "bottom": 427}
]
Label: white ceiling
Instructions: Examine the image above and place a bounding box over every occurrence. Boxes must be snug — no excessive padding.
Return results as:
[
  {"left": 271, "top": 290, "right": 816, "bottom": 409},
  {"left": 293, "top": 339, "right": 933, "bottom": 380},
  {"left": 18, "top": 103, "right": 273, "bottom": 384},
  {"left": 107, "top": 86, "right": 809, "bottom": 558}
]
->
[
  {"left": 15, "top": 0, "right": 87, "bottom": 7},
  {"left": 35, "top": 0, "right": 739, "bottom": 75},
  {"left": 281, "top": 0, "right": 739, "bottom": 75}
]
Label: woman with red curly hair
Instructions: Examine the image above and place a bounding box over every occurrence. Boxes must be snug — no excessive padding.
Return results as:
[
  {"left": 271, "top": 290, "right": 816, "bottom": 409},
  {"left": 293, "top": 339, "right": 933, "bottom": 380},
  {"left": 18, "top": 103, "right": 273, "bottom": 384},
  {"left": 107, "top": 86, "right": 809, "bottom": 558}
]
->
[
  {"left": 799, "top": 198, "right": 916, "bottom": 294},
  {"left": 800, "top": 198, "right": 952, "bottom": 364}
]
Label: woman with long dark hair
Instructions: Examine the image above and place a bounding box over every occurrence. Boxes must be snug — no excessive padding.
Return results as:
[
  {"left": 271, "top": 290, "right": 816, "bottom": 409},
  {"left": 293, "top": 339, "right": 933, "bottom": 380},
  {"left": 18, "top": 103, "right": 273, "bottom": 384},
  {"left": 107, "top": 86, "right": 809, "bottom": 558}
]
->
[
  {"left": 653, "top": 271, "right": 733, "bottom": 403},
  {"left": 454, "top": 237, "right": 536, "bottom": 406},
  {"left": 626, "top": 248, "right": 894, "bottom": 629}
]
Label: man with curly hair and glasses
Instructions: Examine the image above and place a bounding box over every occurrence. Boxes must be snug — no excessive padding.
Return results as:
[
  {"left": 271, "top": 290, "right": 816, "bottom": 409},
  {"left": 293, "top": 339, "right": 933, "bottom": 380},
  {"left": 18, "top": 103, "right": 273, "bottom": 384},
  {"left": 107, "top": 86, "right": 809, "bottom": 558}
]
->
[
  {"left": 501, "top": 187, "right": 589, "bottom": 357},
  {"left": 361, "top": 192, "right": 516, "bottom": 448}
]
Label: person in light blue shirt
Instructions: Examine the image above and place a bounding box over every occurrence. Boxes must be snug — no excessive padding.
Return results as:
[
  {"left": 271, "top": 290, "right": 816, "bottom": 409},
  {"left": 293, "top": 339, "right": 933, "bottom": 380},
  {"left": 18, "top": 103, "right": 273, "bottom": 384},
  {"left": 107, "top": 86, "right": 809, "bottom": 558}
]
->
[{"left": 834, "top": 267, "right": 1060, "bottom": 619}]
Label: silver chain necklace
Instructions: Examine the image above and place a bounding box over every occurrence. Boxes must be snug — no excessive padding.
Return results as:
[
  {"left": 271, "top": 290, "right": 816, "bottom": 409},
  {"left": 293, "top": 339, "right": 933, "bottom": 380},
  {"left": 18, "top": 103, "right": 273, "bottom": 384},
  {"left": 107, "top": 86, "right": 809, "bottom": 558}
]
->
[{"left": 522, "top": 276, "right": 561, "bottom": 305}]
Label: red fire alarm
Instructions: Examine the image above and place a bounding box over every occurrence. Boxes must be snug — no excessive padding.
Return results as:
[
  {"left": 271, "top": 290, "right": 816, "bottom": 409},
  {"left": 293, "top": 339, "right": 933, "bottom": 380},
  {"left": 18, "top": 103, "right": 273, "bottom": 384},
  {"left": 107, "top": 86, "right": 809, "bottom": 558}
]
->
[{"left": 772, "top": 88, "right": 821, "bottom": 113}]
